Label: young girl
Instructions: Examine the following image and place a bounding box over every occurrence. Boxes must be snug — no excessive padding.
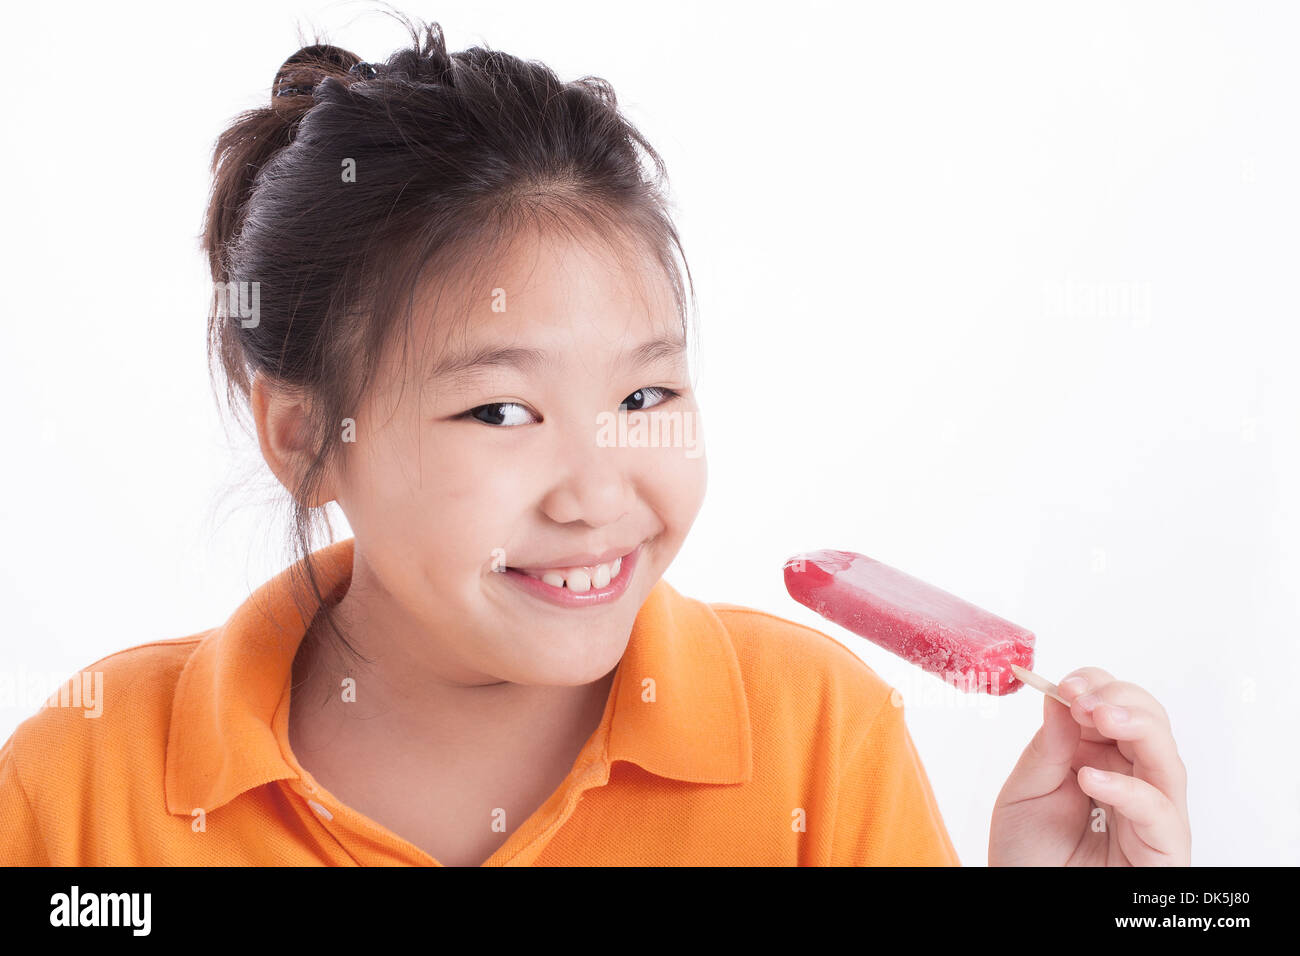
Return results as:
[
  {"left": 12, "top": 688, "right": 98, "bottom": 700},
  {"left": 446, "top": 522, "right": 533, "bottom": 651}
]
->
[{"left": 0, "top": 17, "right": 1189, "bottom": 866}]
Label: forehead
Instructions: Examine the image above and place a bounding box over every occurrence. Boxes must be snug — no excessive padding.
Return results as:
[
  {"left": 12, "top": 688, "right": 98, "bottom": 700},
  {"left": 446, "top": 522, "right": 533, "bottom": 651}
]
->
[{"left": 415, "top": 222, "right": 683, "bottom": 378}]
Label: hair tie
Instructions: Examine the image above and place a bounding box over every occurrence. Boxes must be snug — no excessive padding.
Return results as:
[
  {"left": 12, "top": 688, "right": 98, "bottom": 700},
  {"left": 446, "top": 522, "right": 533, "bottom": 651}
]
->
[
  {"left": 273, "top": 44, "right": 362, "bottom": 99},
  {"left": 275, "top": 82, "right": 315, "bottom": 97},
  {"left": 273, "top": 59, "right": 376, "bottom": 98}
]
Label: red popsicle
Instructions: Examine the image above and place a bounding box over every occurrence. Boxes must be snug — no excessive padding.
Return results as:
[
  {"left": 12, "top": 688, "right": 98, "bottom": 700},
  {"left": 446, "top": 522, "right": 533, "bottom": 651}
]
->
[{"left": 784, "top": 549, "right": 1038, "bottom": 696}]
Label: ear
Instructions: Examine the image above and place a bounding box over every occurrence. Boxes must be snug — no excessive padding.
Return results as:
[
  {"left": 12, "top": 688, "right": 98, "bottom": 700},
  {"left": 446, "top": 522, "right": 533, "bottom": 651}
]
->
[{"left": 250, "top": 372, "right": 336, "bottom": 507}]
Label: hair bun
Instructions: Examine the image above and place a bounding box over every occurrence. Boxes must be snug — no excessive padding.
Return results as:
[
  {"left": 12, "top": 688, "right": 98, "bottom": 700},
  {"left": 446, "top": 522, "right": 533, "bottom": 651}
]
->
[{"left": 273, "top": 43, "right": 361, "bottom": 99}]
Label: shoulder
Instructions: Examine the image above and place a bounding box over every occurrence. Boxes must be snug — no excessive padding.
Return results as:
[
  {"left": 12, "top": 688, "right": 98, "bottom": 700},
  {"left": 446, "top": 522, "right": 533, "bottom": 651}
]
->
[
  {"left": 705, "top": 600, "right": 959, "bottom": 865},
  {"left": 707, "top": 599, "right": 895, "bottom": 734},
  {"left": 1, "top": 633, "right": 209, "bottom": 799}
]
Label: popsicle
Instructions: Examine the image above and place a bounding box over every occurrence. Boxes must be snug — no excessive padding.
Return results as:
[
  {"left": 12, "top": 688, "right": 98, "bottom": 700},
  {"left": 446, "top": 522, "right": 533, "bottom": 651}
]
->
[{"left": 784, "top": 549, "right": 1064, "bottom": 702}]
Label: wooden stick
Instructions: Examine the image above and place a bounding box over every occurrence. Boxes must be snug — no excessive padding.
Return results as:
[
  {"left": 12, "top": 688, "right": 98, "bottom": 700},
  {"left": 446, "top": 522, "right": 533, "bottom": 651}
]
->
[{"left": 1010, "top": 663, "right": 1071, "bottom": 707}]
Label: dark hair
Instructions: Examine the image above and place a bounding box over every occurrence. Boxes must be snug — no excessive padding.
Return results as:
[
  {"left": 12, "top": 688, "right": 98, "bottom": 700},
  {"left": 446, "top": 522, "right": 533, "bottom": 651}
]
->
[{"left": 202, "top": 12, "right": 696, "bottom": 669}]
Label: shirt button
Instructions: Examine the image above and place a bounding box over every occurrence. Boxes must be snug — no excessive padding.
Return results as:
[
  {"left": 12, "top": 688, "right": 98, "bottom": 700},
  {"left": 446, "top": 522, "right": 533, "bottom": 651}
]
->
[{"left": 307, "top": 798, "right": 334, "bottom": 821}]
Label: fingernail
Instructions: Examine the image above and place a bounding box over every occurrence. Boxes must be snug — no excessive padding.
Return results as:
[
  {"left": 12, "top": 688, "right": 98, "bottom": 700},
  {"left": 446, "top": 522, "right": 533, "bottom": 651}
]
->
[
  {"left": 1077, "top": 693, "right": 1099, "bottom": 713},
  {"left": 1104, "top": 704, "right": 1130, "bottom": 723},
  {"left": 1060, "top": 677, "right": 1087, "bottom": 697},
  {"left": 1082, "top": 767, "right": 1109, "bottom": 783}
]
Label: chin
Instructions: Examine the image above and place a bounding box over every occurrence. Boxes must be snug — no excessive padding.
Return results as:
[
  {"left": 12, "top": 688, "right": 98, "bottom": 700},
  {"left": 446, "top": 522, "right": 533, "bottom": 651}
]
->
[{"left": 508, "top": 639, "right": 627, "bottom": 687}]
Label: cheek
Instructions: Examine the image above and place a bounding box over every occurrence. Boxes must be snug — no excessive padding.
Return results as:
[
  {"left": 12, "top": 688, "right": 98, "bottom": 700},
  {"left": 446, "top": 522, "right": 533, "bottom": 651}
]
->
[
  {"left": 338, "top": 422, "right": 490, "bottom": 544},
  {"left": 648, "top": 446, "right": 708, "bottom": 528},
  {"left": 413, "top": 437, "right": 524, "bottom": 569}
]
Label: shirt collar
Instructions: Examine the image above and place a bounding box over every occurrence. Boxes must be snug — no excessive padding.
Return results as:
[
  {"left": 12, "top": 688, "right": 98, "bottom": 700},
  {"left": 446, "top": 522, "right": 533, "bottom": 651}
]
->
[{"left": 166, "top": 538, "right": 751, "bottom": 816}]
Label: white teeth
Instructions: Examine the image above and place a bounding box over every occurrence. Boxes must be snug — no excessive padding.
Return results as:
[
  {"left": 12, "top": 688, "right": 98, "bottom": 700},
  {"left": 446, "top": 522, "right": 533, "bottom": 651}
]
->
[{"left": 525, "top": 555, "right": 626, "bottom": 591}]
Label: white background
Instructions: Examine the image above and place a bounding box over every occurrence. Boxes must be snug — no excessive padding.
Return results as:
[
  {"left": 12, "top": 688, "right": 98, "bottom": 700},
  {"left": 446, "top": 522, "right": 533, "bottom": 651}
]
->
[{"left": 1, "top": 0, "right": 1295, "bottom": 865}]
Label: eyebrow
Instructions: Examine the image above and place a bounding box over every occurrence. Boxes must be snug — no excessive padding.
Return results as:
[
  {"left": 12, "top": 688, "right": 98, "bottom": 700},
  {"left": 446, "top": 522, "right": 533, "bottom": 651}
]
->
[{"left": 428, "top": 333, "right": 688, "bottom": 381}]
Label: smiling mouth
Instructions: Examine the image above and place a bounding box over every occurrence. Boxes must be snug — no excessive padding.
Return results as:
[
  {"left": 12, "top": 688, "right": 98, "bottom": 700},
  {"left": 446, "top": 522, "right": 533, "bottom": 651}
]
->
[{"left": 509, "top": 554, "right": 627, "bottom": 593}]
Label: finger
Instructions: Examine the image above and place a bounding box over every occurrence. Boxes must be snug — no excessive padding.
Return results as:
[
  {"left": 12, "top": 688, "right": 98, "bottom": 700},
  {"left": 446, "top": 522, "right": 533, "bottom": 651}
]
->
[
  {"left": 1056, "top": 667, "right": 1116, "bottom": 729},
  {"left": 1074, "top": 680, "right": 1172, "bottom": 731},
  {"left": 995, "top": 689, "right": 1081, "bottom": 807},
  {"left": 1055, "top": 672, "right": 1185, "bottom": 811},
  {"left": 1101, "top": 713, "right": 1189, "bottom": 818},
  {"left": 1056, "top": 667, "right": 1118, "bottom": 736},
  {"left": 1056, "top": 667, "right": 1116, "bottom": 704},
  {"left": 1070, "top": 738, "right": 1134, "bottom": 777},
  {"left": 1068, "top": 686, "right": 1186, "bottom": 815},
  {"left": 1076, "top": 766, "right": 1189, "bottom": 864}
]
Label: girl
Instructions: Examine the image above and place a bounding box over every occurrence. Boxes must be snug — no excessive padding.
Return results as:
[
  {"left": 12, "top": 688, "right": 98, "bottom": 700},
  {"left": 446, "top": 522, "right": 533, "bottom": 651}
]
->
[{"left": 0, "top": 16, "right": 1189, "bottom": 866}]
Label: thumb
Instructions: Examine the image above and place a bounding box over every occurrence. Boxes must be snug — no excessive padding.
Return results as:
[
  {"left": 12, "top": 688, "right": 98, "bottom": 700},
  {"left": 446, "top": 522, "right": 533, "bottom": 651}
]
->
[{"left": 995, "top": 692, "right": 1081, "bottom": 806}]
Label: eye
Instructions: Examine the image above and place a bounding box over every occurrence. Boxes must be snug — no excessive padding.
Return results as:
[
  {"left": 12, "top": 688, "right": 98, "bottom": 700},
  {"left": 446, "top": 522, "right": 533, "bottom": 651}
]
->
[
  {"left": 458, "top": 387, "right": 681, "bottom": 428},
  {"left": 463, "top": 402, "right": 537, "bottom": 427},
  {"left": 620, "top": 387, "right": 679, "bottom": 412}
]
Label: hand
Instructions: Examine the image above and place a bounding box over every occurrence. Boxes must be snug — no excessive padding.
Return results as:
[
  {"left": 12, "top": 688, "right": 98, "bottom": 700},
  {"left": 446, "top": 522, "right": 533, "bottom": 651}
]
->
[{"left": 988, "top": 667, "right": 1190, "bottom": 866}]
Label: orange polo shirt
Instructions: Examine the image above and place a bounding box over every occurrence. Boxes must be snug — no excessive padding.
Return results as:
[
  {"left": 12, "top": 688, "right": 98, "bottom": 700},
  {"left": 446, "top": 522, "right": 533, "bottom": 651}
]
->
[{"left": 0, "top": 538, "right": 960, "bottom": 866}]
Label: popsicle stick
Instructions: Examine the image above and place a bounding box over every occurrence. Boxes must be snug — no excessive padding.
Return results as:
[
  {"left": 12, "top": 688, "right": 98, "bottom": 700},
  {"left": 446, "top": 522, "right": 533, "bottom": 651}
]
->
[{"left": 1010, "top": 664, "right": 1071, "bottom": 707}]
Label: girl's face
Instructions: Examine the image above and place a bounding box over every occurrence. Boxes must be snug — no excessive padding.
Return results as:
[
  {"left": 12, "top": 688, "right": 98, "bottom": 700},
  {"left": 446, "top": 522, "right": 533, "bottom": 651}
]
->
[{"left": 327, "top": 226, "right": 706, "bottom": 687}]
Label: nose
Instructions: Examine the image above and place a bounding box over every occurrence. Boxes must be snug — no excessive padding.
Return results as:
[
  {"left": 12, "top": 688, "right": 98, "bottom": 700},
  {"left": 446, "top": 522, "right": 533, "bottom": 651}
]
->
[{"left": 539, "top": 415, "right": 634, "bottom": 528}]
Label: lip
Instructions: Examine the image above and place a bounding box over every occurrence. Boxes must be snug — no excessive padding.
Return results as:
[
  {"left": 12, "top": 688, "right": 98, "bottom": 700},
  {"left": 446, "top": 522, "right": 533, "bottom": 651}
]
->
[
  {"left": 500, "top": 542, "right": 642, "bottom": 608},
  {"left": 509, "top": 544, "right": 636, "bottom": 571}
]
